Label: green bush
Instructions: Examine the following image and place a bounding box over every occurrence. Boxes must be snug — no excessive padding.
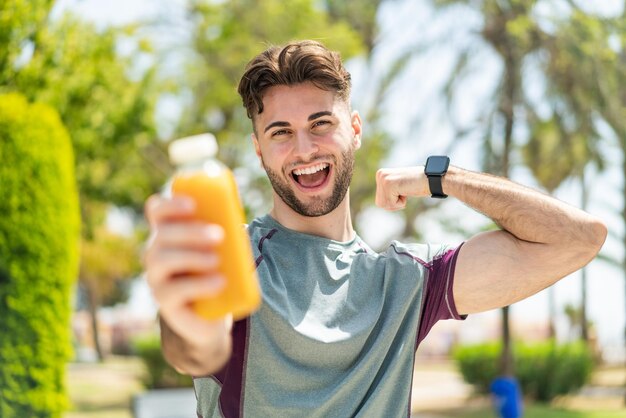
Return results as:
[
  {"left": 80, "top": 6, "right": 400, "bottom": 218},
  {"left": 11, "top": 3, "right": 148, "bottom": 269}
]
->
[
  {"left": 516, "top": 341, "right": 594, "bottom": 402},
  {"left": 133, "top": 335, "right": 194, "bottom": 389},
  {"left": 0, "top": 93, "right": 80, "bottom": 417},
  {"left": 453, "top": 342, "right": 501, "bottom": 394},
  {"left": 453, "top": 340, "right": 594, "bottom": 402}
]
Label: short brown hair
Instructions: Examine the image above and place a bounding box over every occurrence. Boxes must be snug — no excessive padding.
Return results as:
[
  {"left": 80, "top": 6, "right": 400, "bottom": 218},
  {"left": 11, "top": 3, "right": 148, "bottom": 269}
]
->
[{"left": 237, "top": 40, "right": 352, "bottom": 120}]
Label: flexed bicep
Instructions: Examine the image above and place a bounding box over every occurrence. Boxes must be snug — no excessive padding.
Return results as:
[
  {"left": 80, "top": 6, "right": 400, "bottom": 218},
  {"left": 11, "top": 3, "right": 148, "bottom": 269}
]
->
[{"left": 452, "top": 230, "right": 573, "bottom": 315}]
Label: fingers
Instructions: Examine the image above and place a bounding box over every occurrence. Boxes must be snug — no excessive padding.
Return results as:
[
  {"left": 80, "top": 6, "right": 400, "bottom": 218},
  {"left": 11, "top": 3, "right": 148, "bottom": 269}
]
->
[
  {"left": 154, "top": 223, "right": 225, "bottom": 249},
  {"left": 375, "top": 167, "right": 429, "bottom": 210},
  {"left": 154, "top": 275, "right": 225, "bottom": 313},
  {"left": 375, "top": 169, "right": 407, "bottom": 211},
  {"left": 145, "top": 248, "right": 219, "bottom": 284},
  {"left": 143, "top": 194, "right": 225, "bottom": 285},
  {"left": 143, "top": 222, "right": 225, "bottom": 286},
  {"left": 143, "top": 193, "right": 229, "bottom": 318},
  {"left": 145, "top": 194, "right": 196, "bottom": 227}
]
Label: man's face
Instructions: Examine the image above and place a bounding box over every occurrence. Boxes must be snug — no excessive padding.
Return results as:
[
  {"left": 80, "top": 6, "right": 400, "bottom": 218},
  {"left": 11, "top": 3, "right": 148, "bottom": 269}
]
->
[{"left": 252, "top": 82, "right": 362, "bottom": 217}]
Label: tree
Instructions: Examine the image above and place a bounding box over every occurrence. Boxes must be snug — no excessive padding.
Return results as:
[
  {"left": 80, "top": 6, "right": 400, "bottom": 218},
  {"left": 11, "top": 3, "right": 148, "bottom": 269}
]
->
[
  {"left": 431, "top": 0, "right": 547, "bottom": 377},
  {"left": 324, "top": 0, "right": 382, "bottom": 52},
  {"left": 13, "top": 14, "right": 166, "bottom": 213},
  {"left": 176, "top": 0, "right": 363, "bottom": 141},
  {"left": 322, "top": 0, "right": 406, "bottom": 233},
  {"left": 0, "top": 0, "right": 54, "bottom": 86},
  {"left": 2, "top": 11, "right": 167, "bottom": 360},
  {"left": 554, "top": 10, "right": 621, "bottom": 346},
  {"left": 0, "top": 93, "right": 80, "bottom": 418},
  {"left": 431, "top": 0, "right": 615, "bottom": 380},
  {"left": 549, "top": 7, "right": 626, "bottom": 398},
  {"left": 522, "top": 8, "right": 607, "bottom": 342},
  {"left": 522, "top": 115, "right": 595, "bottom": 339},
  {"left": 79, "top": 223, "right": 142, "bottom": 360}
]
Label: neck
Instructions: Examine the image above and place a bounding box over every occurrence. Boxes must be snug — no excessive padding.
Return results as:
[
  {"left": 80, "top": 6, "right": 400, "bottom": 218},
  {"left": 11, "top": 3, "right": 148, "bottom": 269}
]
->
[{"left": 269, "top": 192, "right": 355, "bottom": 242}]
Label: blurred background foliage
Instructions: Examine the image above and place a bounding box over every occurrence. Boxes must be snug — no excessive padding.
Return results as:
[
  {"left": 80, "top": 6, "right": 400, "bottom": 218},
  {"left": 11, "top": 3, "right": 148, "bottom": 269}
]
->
[
  {"left": 0, "top": 92, "right": 80, "bottom": 417},
  {"left": 1, "top": 0, "right": 625, "bottom": 416},
  {"left": 454, "top": 340, "right": 594, "bottom": 402}
]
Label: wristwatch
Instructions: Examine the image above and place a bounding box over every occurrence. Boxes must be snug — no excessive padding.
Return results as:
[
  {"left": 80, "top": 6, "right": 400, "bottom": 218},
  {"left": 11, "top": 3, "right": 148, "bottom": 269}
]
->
[{"left": 424, "top": 156, "right": 450, "bottom": 198}]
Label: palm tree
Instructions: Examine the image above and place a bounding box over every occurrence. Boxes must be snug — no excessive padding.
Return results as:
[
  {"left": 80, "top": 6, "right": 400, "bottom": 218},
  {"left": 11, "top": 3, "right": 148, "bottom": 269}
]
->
[
  {"left": 521, "top": 112, "right": 602, "bottom": 341},
  {"left": 530, "top": 9, "right": 607, "bottom": 343},
  {"left": 550, "top": 7, "right": 626, "bottom": 400},
  {"left": 430, "top": 0, "right": 546, "bottom": 377}
]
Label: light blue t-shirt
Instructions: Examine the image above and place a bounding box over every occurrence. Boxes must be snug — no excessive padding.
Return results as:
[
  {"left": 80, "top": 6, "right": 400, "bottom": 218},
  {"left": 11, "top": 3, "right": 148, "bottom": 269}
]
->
[{"left": 193, "top": 215, "right": 464, "bottom": 418}]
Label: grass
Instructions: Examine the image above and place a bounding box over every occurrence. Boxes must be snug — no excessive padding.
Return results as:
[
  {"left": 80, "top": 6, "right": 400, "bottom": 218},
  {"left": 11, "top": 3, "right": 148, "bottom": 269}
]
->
[
  {"left": 412, "top": 360, "right": 626, "bottom": 418},
  {"left": 64, "top": 356, "right": 145, "bottom": 418},
  {"left": 421, "top": 404, "right": 626, "bottom": 418},
  {"left": 65, "top": 356, "right": 626, "bottom": 418}
]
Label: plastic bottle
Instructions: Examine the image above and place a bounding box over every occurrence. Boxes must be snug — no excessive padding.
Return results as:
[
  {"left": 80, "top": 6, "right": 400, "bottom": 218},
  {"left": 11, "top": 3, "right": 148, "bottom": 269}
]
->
[{"left": 167, "top": 133, "right": 261, "bottom": 320}]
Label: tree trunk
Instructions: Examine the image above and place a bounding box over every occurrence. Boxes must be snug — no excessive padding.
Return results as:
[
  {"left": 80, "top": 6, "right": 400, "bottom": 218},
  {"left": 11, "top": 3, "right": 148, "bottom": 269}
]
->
[
  {"left": 500, "top": 306, "right": 513, "bottom": 376},
  {"left": 548, "top": 287, "right": 556, "bottom": 339},
  {"left": 85, "top": 282, "right": 104, "bottom": 362},
  {"left": 498, "top": 48, "right": 517, "bottom": 377},
  {"left": 622, "top": 152, "right": 626, "bottom": 405},
  {"left": 580, "top": 172, "right": 589, "bottom": 342}
]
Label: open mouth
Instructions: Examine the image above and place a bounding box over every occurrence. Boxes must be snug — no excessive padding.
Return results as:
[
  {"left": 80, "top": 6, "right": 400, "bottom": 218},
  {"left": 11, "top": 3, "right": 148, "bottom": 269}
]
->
[{"left": 291, "top": 163, "right": 331, "bottom": 189}]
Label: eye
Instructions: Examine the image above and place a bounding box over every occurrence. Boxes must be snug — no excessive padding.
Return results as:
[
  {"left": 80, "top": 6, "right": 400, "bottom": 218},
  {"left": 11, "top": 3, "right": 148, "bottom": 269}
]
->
[
  {"left": 312, "top": 120, "right": 331, "bottom": 129},
  {"left": 271, "top": 129, "right": 290, "bottom": 137}
]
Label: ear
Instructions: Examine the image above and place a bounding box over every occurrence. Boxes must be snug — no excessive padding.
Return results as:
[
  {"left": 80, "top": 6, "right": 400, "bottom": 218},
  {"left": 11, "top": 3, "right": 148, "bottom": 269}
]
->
[
  {"left": 251, "top": 133, "right": 263, "bottom": 165},
  {"left": 351, "top": 110, "right": 363, "bottom": 150}
]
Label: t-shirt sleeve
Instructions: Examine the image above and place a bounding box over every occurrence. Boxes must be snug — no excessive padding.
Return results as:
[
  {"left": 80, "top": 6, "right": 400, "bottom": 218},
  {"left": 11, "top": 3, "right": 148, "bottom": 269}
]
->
[{"left": 416, "top": 243, "right": 466, "bottom": 347}]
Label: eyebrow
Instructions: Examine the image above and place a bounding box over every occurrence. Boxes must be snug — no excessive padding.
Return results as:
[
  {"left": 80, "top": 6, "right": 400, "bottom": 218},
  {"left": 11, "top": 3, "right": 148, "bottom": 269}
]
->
[
  {"left": 308, "top": 111, "right": 333, "bottom": 120},
  {"left": 263, "top": 111, "right": 334, "bottom": 133},
  {"left": 263, "top": 121, "right": 289, "bottom": 133}
]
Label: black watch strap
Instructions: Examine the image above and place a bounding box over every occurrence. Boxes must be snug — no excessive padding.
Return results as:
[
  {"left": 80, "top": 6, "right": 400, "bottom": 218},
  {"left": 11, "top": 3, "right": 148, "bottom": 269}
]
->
[
  {"left": 425, "top": 155, "right": 450, "bottom": 199},
  {"left": 427, "top": 175, "right": 447, "bottom": 199}
]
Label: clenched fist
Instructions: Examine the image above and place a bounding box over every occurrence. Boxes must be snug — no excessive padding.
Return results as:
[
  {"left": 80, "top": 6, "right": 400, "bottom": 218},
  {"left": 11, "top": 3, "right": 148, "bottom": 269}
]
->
[{"left": 375, "top": 166, "right": 430, "bottom": 211}]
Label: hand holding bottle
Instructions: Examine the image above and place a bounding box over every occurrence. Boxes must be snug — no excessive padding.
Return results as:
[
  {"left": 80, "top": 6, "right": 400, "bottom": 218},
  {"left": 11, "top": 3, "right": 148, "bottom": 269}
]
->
[
  {"left": 166, "top": 134, "right": 261, "bottom": 320},
  {"left": 141, "top": 134, "right": 260, "bottom": 374},
  {"left": 143, "top": 194, "right": 231, "bottom": 343}
]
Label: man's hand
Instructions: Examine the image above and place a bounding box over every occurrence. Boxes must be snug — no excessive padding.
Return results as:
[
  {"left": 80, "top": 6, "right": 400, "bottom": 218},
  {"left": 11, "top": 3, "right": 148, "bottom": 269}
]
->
[
  {"left": 143, "top": 194, "right": 233, "bottom": 375},
  {"left": 375, "top": 166, "right": 430, "bottom": 211}
]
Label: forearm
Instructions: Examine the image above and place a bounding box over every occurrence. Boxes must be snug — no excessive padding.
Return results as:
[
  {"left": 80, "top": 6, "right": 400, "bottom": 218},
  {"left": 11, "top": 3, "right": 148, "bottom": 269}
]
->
[
  {"left": 442, "top": 166, "right": 606, "bottom": 249},
  {"left": 159, "top": 314, "right": 232, "bottom": 376}
]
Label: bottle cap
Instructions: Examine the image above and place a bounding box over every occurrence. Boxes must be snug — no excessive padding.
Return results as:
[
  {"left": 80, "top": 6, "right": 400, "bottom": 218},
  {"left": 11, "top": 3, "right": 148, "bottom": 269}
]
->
[{"left": 168, "top": 133, "right": 218, "bottom": 165}]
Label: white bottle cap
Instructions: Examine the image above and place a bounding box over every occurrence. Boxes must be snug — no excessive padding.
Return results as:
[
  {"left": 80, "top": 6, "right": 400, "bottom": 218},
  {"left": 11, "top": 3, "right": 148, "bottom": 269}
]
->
[{"left": 168, "top": 133, "right": 218, "bottom": 165}]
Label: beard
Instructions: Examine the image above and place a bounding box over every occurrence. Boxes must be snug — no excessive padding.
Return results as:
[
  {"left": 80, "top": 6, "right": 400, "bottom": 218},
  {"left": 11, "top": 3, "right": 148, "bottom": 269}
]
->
[{"left": 262, "top": 148, "right": 355, "bottom": 217}]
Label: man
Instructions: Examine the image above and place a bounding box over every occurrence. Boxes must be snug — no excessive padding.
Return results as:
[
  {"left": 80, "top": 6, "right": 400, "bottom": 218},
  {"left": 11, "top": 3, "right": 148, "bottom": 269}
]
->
[{"left": 143, "top": 40, "right": 606, "bottom": 417}]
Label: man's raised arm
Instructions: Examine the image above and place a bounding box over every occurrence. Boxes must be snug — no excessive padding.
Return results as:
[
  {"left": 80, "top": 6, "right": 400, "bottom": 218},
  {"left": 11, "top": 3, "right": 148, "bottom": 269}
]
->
[{"left": 375, "top": 165, "right": 607, "bottom": 315}]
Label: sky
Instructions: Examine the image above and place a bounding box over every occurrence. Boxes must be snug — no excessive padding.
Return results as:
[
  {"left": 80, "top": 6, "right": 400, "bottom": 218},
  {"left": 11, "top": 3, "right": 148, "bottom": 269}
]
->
[{"left": 55, "top": 0, "right": 626, "bottom": 360}]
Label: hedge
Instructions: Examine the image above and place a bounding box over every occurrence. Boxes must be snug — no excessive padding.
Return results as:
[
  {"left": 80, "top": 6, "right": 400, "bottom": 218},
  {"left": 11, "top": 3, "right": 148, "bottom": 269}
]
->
[
  {"left": 0, "top": 93, "right": 80, "bottom": 417},
  {"left": 133, "top": 334, "right": 194, "bottom": 389},
  {"left": 453, "top": 340, "right": 594, "bottom": 402}
]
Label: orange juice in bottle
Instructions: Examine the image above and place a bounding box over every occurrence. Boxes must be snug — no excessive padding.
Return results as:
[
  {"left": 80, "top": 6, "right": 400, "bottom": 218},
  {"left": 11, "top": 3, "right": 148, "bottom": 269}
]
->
[{"left": 168, "top": 133, "right": 260, "bottom": 320}]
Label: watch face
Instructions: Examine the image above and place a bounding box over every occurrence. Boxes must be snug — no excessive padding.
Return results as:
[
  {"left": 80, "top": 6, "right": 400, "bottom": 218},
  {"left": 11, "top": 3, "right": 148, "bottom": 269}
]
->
[{"left": 426, "top": 156, "right": 450, "bottom": 175}]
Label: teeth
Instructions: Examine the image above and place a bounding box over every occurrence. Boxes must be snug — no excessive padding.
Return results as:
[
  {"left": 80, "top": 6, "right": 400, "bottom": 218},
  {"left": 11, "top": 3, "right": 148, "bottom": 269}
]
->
[{"left": 292, "top": 163, "right": 328, "bottom": 176}]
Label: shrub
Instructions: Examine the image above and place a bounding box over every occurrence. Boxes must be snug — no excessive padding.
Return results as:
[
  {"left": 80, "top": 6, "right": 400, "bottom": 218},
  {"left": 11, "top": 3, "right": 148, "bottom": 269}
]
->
[
  {"left": 453, "top": 342, "right": 501, "bottom": 393},
  {"left": 133, "top": 335, "right": 194, "bottom": 389},
  {"left": 453, "top": 340, "right": 594, "bottom": 402},
  {"left": 516, "top": 341, "right": 594, "bottom": 402},
  {"left": 0, "top": 93, "right": 80, "bottom": 417}
]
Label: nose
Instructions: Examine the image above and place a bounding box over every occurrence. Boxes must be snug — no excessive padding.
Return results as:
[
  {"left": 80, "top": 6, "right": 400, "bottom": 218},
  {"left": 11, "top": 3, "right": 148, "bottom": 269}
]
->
[{"left": 292, "top": 132, "right": 319, "bottom": 160}]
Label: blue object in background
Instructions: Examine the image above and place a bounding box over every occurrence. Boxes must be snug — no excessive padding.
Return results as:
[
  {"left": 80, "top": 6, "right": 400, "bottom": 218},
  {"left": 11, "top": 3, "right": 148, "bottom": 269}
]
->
[{"left": 490, "top": 376, "right": 523, "bottom": 418}]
